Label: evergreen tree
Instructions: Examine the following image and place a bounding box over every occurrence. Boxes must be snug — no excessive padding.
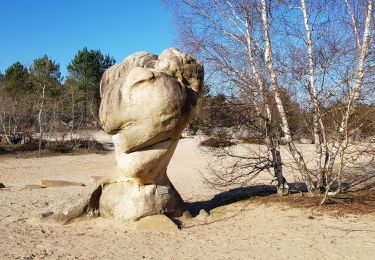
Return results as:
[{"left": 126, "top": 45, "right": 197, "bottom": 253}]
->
[
  {"left": 67, "top": 47, "right": 115, "bottom": 122},
  {"left": 30, "top": 55, "right": 61, "bottom": 97},
  {"left": 3, "top": 62, "right": 31, "bottom": 95}
]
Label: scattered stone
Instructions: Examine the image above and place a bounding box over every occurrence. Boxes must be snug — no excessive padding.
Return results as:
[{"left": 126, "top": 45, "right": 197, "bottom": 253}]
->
[
  {"left": 41, "top": 211, "right": 54, "bottom": 218},
  {"left": 40, "top": 180, "right": 85, "bottom": 187},
  {"left": 0, "top": 183, "right": 5, "bottom": 189},
  {"left": 181, "top": 210, "right": 193, "bottom": 220},
  {"left": 135, "top": 214, "right": 179, "bottom": 232},
  {"left": 36, "top": 185, "right": 102, "bottom": 224},
  {"left": 22, "top": 184, "right": 46, "bottom": 190},
  {"left": 195, "top": 209, "right": 210, "bottom": 221},
  {"left": 199, "top": 209, "right": 210, "bottom": 217}
]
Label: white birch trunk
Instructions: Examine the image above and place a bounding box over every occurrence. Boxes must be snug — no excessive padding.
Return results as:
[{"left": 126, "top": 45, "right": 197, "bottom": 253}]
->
[
  {"left": 260, "top": 0, "right": 292, "bottom": 142},
  {"left": 70, "top": 92, "right": 75, "bottom": 140},
  {"left": 0, "top": 114, "right": 12, "bottom": 144},
  {"left": 244, "top": 12, "right": 287, "bottom": 192},
  {"left": 345, "top": 0, "right": 361, "bottom": 50},
  {"left": 327, "top": 0, "right": 373, "bottom": 175},
  {"left": 261, "top": 0, "right": 313, "bottom": 190},
  {"left": 300, "top": 0, "right": 330, "bottom": 189},
  {"left": 300, "top": 0, "right": 322, "bottom": 170},
  {"left": 38, "top": 84, "right": 46, "bottom": 151}
]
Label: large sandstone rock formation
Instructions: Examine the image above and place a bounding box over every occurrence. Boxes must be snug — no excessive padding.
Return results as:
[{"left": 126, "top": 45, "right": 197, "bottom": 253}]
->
[
  {"left": 98, "top": 48, "right": 204, "bottom": 220},
  {"left": 39, "top": 48, "right": 203, "bottom": 223}
]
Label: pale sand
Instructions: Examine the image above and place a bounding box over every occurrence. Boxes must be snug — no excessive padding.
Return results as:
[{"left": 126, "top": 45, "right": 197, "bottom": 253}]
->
[{"left": 1, "top": 135, "right": 375, "bottom": 259}]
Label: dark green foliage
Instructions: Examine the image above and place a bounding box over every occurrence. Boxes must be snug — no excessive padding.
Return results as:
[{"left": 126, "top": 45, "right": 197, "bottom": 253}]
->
[
  {"left": 67, "top": 47, "right": 115, "bottom": 102},
  {"left": 0, "top": 49, "right": 116, "bottom": 153},
  {"left": 66, "top": 47, "right": 115, "bottom": 122},
  {"left": 3, "top": 62, "right": 31, "bottom": 95},
  {"left": 30, "top": 55, "right": 62, "bottom": 97},
  {"left": 30, "top": 55, "right": 61, "bottom": 81},
  {"left": 67, "top": 47, "right": 115, "bottom": 83}
]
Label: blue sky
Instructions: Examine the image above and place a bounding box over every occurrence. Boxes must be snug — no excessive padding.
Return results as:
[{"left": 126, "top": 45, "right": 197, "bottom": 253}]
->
[{"left": 0, "top": 0, "right": 175, "bottom": 77}]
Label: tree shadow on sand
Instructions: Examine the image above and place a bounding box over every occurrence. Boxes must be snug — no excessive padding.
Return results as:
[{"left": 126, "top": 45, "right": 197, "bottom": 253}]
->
[{"left": 185, "top": 183, "right": 307, "bottom": 217}]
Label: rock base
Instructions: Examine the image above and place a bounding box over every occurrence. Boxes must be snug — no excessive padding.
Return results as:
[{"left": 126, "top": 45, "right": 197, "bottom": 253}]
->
[{"left": 99, "top": 180, "right": 184, "bottom": 221}]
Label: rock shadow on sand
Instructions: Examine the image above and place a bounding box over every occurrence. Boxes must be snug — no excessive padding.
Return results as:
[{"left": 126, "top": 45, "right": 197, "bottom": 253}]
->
[{"left": 186, "top": 183, "right": 308, "bottom": 217}]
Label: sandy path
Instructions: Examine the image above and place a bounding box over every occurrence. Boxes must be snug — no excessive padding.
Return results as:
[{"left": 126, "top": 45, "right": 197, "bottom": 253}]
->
[{"left": 1, "top": 136, "right": 375, "bottom": 259}]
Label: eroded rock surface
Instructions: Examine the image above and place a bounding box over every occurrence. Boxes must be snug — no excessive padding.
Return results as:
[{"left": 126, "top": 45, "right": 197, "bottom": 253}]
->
[
  {"left": 98, "top": 48, "right": 203, "bottom": 221},
  {"left": 39, "top": 48, "right": 203, "bottom": 223}
]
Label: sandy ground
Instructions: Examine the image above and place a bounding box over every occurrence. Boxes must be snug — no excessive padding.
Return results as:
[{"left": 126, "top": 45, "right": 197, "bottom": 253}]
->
[{"left": 1, "top": 135, "right": 375, "bottom": 259}]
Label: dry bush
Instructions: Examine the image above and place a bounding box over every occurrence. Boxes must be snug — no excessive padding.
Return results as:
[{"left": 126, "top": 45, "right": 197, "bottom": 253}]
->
[
  {"left": 200, "top": 137, "right": 235, "bottom": 148},
  {"left": 0, "top": 138, "right": 107, "bottom": 155}
]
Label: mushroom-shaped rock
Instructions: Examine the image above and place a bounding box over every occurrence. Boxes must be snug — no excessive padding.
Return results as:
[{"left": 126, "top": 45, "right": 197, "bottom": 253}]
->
[
  {"left": 39, "top": 48, "right": 204, "bottom": 223},
  {"left": 98, "top": 48, "right": 203, "bottom": 220}
]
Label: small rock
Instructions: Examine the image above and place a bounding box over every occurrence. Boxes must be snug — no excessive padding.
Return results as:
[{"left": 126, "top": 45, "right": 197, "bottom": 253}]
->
[
  {"left": 198, "top": 209, "right": 210, "bottom": 217},
  {"left": 40, "top": 180, "right": 85, "bottom": 187},
  {"left": 0, "top": 183, "right": 5, "bottom": 189},
  {"left": 35, "top": 185, "right": 102, "bottom": 224},
  {"left": 135, "top": 214, "right": 178, "bottom": 233},
  {"left": 195, "top": 209, "right": 210, "bottom": 222},
  {"left": 181, "top": 210, "right": 193, "bottom": 220},
  {"left": 22, "top": 184, "right": 46, "bottom": 190},
  {"left": 41, "top": 211, "right": 54, "bottom": 218}
]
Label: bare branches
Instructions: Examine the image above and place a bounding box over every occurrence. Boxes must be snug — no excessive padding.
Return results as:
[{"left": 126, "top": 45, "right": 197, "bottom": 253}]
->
[
  {"left": 345, "top": 0, "right": 361, "bottom": 50},
  {"left": 327, "top": 0, "right": 373, "bottom": 175},
  {"left": 169, "top": 0, "right": 375, "bottom": 196}
]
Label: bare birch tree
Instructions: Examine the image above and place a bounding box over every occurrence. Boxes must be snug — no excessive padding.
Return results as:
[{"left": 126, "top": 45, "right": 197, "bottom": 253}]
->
[
  {"left": 167, "top": 0, "right": 375, "bottom": 199},
  {"left": 289, "top": 0, "right": 374, "bottom": 197},
  {"left": 167, "top": 0, "right": 289, "bottom": 193},
  {"left": 30, "top": 55, "right": 62, "bottom": 152}
]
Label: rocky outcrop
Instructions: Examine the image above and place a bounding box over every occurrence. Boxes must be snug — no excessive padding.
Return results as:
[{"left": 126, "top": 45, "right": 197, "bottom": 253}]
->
[
  {"left": 97, "top": 48, "right": 203, "bottom": 221},
  {"left": 39, "top": 48, "right": 204, "bottom": 223}
]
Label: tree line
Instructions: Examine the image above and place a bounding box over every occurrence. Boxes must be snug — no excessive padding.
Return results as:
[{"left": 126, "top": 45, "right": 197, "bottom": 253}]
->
[{"left": 0, "top": 47, "right": 115, "bottom": 149}]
